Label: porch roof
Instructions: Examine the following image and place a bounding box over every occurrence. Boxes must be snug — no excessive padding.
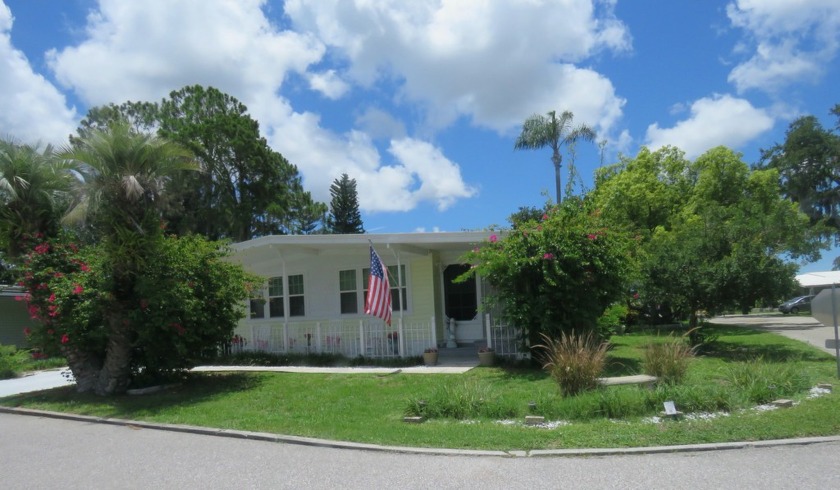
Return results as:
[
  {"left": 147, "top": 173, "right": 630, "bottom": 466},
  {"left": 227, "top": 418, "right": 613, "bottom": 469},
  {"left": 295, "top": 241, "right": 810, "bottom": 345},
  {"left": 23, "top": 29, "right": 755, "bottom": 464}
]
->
[{"left": 231, "top": 231, "right": 499, "bottom": 267}]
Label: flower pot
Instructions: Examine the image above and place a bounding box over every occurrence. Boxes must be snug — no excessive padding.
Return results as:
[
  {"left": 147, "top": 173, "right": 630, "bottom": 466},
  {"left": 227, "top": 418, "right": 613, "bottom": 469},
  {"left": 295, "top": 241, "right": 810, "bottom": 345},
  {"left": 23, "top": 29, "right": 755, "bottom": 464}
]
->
[
  {"left": 478, "top": 351, "right": 495, "bottom": 366},
  {"left": 423, "top": 352, "right": 438, "bottom": 366}
]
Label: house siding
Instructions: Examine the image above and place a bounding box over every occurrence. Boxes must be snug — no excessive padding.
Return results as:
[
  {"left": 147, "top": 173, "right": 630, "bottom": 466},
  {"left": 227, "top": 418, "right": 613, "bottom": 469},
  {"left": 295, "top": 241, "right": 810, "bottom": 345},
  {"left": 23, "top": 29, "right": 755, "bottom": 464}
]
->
[{"left": 0, "top": 296, "right": 35, "bottom": 348}]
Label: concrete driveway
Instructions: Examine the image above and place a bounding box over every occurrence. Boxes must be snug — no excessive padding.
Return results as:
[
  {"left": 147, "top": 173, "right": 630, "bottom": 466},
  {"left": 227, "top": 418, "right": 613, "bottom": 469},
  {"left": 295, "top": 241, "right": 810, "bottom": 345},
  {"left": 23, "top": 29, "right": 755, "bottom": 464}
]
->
[{"left": 709, "top": 314, "right": 840, "bottom": 356}]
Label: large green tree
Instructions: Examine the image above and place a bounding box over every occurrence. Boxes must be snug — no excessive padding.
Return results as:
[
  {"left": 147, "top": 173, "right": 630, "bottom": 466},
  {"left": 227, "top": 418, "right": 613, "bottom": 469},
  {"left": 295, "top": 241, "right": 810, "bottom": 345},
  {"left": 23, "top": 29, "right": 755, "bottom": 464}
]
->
[
  {"left": 60, "top": 122, "right": 197, "bottom": 394},
  {"left": 593, "top": 146, "right": 821, "bottom": 327},
  {"left": 514, "top": 110, "right": 596, "bottom": 203},
  {"left": 758, "top": 107, "right": 840, "bottom": 264},
  {"left": 72, "top": 85, "right": 326, "bottom": 240},
  {"left": 327, "top": 173, "right": 364, "bottom": 234}
]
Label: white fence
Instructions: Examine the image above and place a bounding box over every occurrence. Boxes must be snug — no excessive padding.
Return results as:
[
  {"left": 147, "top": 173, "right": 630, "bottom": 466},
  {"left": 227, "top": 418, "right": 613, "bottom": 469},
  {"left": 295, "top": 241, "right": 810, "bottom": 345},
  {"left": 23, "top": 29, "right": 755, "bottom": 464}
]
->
[
  {"left": 485, "top": 314, "right": 527, "bottom": 359},
  {"left": 236, "top": 317, "right": 437, "bottom": 359}
]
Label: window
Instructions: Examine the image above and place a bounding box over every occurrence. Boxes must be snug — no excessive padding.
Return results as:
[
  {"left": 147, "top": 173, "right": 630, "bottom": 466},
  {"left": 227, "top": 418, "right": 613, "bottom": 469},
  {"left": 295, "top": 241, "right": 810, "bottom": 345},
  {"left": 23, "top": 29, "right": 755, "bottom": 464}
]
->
[
  {"left": 249, "top": 286, "right": 266, "bottom": 319},
  {"left": 288, "top": 274, "right": 305, "bottom": 316},
  {"left": 364, "top": 264, "right": 407, "bottom": 311},
  {"left": 339, "top": 269, "right": 358, "bottom": 314},
  {"left": 266, "top": 274, "right": 305, "bottom": 318}
]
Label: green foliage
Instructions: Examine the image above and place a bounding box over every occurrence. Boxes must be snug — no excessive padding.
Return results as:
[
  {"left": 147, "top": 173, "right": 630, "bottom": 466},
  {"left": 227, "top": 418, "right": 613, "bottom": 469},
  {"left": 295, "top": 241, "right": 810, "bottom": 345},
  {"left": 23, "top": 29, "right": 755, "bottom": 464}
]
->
[
  {"left": 724, "top": 358, "right": 812, "bottom": 405},
  {"left": 72, "top": 85, "right": 327, "bottom": 240},
  {"left": 0, "top": 139, "right": 77, "bottom": 258},
  {"left": 405, "top": 380, "right": 517, "bottom": 419},
  {"left": 592, "top": 146, "right": 821, "bottom": 326},
  {"left": 597, "top": 303, "right": 629, "bottom": 335},
  {"left": 536, "top": 331, "right": 611, "bottom": 396},
  {"left": 0, "top": 343, "right": 29, "bottom": 379},
  {"left": 641, "top": 334, "right": 695, "bottom": 385},
  {"left": 758, "top": 109, "right": 840, "bottom": 243},
  {"left": 465, "top": 198, "right": 630, "bottom": 344},
  {"left": 16, "top": 233, "right": 256, "bottom": 389},
  {"left": 127, "top": 235, "right": 256, "bottom": 383},
  {"left": 327, "top": 173, "right": 365, "bottom": 234}
]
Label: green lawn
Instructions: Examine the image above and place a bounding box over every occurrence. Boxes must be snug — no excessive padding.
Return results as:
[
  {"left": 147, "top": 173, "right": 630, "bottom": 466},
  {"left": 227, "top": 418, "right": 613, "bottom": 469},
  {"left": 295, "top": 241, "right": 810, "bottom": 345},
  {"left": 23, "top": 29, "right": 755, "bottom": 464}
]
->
[{"left": 2, "top": 324, "right": 839, "bottom": 451}]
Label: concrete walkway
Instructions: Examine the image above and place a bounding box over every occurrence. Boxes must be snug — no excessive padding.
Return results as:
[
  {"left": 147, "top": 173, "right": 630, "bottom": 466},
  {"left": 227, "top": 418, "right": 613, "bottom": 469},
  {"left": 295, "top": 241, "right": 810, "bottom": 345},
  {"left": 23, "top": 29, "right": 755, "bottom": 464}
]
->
[{"left": 709, "top": 314, "right": 840, "bottom": 356}]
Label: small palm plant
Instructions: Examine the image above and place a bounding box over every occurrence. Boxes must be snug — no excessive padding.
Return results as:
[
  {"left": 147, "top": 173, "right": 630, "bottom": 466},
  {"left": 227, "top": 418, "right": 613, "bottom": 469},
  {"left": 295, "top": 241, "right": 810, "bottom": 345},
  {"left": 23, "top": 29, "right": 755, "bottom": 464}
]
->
[{"left": 536, "top": 331, "right": 610, "bottom": 396}]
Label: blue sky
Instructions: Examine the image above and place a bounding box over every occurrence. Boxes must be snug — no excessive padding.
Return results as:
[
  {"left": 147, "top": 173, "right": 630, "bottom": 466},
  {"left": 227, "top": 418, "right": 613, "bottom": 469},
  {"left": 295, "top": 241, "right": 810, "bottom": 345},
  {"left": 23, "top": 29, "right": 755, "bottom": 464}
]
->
[{"left": 1, "top": 1, "right": 838, "bottom": 272}]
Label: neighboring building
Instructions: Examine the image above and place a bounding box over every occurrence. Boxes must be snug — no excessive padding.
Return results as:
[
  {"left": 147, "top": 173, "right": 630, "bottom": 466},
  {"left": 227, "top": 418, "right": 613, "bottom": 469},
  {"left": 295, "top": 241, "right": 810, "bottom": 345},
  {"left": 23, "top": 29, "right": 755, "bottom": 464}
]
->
[
  {"left": 230, "top": 232, "right": 502, "bottom": 358},
  {"left": 0, "top": 286, "right": 34, "bottom": 348},
  {"left": 796, "top": 271, "right": 840, "bottom": 296}
]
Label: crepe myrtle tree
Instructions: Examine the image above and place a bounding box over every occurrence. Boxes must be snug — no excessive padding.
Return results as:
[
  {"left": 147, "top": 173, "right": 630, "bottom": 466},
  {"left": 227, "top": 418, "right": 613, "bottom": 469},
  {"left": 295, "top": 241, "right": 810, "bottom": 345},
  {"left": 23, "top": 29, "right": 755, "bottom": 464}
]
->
[{"left": 461, "top": 198, "right": 631, "bottom": 353}]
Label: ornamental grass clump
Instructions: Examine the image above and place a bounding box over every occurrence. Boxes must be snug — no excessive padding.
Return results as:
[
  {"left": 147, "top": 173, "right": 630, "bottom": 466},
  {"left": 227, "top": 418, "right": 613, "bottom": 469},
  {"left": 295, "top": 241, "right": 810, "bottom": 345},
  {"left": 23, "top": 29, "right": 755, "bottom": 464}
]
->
[
  {"left": 642, "top": 333, "right": 696, "bottom": 385},
  {"left": 536, "top": 331, "right": 610, "bottom": 396},
  {"left": 724, "top": 358, "right": 811, "bottom": 405}
]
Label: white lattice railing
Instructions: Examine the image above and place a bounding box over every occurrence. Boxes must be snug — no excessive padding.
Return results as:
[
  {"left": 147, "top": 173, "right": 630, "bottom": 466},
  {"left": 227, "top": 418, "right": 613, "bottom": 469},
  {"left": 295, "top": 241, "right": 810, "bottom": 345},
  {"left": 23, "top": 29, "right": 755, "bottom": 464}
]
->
[
  {"left": 236, "top": 317, "right": 437, "bottom": 359},
  {"left": 485, "top": 314, "right": 528, "bottom": 359}
]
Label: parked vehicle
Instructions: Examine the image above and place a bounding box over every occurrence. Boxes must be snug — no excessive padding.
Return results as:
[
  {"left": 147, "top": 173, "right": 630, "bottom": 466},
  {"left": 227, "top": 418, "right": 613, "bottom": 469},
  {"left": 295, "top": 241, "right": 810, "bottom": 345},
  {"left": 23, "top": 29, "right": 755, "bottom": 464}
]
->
[{"left": 778, "top": 295, "right": 815, "bottom": 314}]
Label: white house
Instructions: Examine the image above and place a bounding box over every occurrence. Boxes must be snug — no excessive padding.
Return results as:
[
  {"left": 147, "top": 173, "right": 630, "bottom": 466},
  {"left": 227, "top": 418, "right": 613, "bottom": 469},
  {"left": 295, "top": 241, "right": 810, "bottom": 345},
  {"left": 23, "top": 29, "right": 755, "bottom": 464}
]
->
[{"left": 230, "top": 232, "right": 505, "bottom": 358}]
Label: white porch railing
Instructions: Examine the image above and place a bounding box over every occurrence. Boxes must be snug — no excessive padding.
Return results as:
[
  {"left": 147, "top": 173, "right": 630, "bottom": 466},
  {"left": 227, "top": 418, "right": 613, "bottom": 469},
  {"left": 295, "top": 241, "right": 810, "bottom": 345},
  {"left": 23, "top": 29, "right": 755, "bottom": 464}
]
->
[
  {"left": 485, "top": 313, "right": 528, "bottom": 359},
  {"left": 237, "top": 317, "right": 436, "bottom": 359}
]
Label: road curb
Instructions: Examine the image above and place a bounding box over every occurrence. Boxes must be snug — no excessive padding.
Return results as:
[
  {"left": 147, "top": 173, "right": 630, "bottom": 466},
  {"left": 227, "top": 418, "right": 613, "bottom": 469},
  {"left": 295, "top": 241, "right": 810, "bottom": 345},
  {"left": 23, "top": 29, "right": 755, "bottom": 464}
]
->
[{"left": 2, "top": 405, "right": 839, "bottom": 458}]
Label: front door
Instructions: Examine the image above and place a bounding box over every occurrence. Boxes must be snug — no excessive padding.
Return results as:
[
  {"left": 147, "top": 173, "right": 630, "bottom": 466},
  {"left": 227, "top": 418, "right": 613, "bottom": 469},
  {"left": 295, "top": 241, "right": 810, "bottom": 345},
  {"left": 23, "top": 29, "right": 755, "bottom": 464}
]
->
[{"left": 443, "top": 264, "right": 483, "bottom": 344}]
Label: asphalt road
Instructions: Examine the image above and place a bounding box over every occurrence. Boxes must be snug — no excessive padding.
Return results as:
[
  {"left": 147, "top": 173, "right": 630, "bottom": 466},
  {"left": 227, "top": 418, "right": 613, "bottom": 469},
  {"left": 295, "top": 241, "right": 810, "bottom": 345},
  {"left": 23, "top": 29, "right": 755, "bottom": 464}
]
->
[{"left": 1, "top": 412, "right": 839, "bottom": 489}]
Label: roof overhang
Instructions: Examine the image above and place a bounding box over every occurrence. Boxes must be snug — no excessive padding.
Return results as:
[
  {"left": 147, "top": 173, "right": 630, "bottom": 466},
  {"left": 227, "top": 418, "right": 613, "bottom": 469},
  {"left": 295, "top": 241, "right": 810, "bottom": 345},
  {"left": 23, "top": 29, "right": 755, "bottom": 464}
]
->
[
  {"left": 230, "top": 231, "right": 499, "bottom": 268},
  {"left": 796, "top": 271, "right": 840, "bottom": 288}
]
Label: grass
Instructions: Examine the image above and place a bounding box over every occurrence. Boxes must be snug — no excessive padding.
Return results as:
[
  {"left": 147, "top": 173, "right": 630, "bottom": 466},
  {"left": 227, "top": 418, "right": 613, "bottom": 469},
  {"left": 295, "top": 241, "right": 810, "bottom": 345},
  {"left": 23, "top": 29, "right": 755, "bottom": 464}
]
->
[
  {"left": 2, "top": 324, "right": 839, "bottom": 451},
  {"left": 0, "top": 344, "right": 66, "bottom": 380}
]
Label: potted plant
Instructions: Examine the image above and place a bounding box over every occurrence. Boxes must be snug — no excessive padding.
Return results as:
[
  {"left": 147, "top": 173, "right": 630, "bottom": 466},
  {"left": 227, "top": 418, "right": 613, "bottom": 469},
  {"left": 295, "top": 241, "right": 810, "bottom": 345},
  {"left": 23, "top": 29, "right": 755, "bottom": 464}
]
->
[
  {"left": 423, "top": 347, "right": 438, "bottom": 366},
  {"left": 478, "top": 347, "right": 495, "bottom": 366}
]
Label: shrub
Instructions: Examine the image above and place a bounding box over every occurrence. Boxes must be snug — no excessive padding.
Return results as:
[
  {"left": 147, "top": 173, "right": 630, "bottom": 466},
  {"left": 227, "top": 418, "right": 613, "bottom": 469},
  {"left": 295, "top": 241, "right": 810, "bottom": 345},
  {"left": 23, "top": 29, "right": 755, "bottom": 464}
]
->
[
  {"left": 462, "top": 198, "right": 631, "bottom": 350},
  {"left": 536, "top": 331, "right": 610, "bottom": 396},
  {"left": 724, "top": 358, "right": 811, "bottom": 404},
  {"left": 0, "top": 343, "right": 29, "bottom": 379},
  {"left": 642, "top": 334, "right": 695, "bottom": 384}
]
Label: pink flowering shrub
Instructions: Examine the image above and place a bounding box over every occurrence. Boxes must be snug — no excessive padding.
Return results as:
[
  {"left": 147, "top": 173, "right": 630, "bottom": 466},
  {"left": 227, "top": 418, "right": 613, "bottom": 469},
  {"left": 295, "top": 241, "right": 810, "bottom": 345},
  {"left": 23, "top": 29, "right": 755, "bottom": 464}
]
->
[
  {"left": 462, "top": 198, "right": 630, "bottom": 350},
  {"left": 17, "top": 233, "right": 256, "bottom": 387}
]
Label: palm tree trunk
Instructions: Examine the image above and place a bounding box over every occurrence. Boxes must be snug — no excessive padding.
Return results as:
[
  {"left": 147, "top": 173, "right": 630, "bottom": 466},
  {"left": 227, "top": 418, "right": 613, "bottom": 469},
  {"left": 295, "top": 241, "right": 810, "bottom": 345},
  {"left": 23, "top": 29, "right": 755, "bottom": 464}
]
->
[
  {"left": 94, "top": 310, "right": 133, "bottom": 395},
  {"left": 62, "top": 347, "right": 101, "bottom": 394},
  {"left": 552, "top": 152, "right": 563, "bottom": 204}
]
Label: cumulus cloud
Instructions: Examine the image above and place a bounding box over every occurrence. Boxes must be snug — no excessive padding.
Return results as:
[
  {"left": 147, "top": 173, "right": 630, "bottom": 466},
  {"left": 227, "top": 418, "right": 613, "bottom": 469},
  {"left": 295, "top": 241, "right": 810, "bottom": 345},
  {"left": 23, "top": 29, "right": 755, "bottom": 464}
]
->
[
  {"left": 266, "top": 107, "right": 475, "bottom": 212},
  {"left": 726, "top": 0, "right": 840, "bottom": 93},
  {"left": 45, "top": 0, "right": 325, "bottom": 107},
  {"left": 284, "top": 0, "right": 630, "bottom": 135},
  {"left": 0, "top": 1, "right": 77, "bottom": 146},
  {"left": 29, "top": 0, "right": 475, "bottom": 213},
  {"left": 307, "top": 69, "right": 350, "bottom": 99},
  {"left": 645, "top": 94, "right": 774, "bottom": 159}
]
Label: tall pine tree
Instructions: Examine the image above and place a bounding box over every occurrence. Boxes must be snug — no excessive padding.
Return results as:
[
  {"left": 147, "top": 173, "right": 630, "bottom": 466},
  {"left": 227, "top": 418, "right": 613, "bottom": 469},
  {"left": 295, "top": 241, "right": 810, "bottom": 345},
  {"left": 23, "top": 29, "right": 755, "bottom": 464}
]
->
[{"left": 327, "top": 173, "right": 365, "bottom": 234}]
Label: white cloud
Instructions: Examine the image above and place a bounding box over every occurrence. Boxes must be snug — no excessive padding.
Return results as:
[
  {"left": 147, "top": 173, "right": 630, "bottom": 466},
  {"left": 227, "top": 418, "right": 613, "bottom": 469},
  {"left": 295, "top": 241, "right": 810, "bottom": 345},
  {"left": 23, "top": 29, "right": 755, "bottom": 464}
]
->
[
  {"left": 46, "top": 0, "right": 325, "bottom": 108},
  {"left": 726, "top": 0, "right": 840, "bottom": 93},
  {"left": 307, "top": 69, "right": 350, "bottom": 99},
  {"left": 284, "top": 0, "right": 630, "bottom": 135},
  {"left": 354, "top": 107, "right": 406, "bottom": 141},
  {"left": 645, "top": 94, "right": 774, "bottom": 159},
  {"left": 0, "top": 1, "right": 77, "bottom": 146},
  {"left": 28, "top": 0, "right": 475, "bottom": 213},
  {"left": 266, "top": 107, "right": 475, "bottom": 212}
]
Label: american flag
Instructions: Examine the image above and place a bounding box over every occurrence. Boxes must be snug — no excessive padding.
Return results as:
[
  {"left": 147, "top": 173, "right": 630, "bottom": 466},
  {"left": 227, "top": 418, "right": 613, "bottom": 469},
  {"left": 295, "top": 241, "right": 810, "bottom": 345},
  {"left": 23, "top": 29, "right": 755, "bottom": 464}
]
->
[{"left": 365, "top": 245, "right": 392, "bottom": 326}]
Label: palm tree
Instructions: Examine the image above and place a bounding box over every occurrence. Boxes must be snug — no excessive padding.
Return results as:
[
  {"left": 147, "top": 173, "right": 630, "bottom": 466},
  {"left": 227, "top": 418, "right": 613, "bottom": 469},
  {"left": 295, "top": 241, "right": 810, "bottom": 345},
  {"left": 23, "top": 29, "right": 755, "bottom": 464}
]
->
[
  {"left": 0, "top": 139, "right": 77, "bottom": 258},
  {"left": 61, "top": 122, "right": 196, "bottom": 395},
  {"left": 514, "top": 110, "right": 596, "bottom": 203}
]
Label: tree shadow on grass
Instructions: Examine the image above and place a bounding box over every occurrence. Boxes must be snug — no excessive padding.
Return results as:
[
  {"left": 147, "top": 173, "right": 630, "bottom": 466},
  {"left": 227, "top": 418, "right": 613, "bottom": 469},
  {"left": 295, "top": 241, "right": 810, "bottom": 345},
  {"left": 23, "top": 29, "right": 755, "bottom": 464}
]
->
[
  {"left": 707, "top": 341, "right": 834, "bottom": 363},
  {"left": 1, "top": 372, "right": 265, "bottom": 418}
]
